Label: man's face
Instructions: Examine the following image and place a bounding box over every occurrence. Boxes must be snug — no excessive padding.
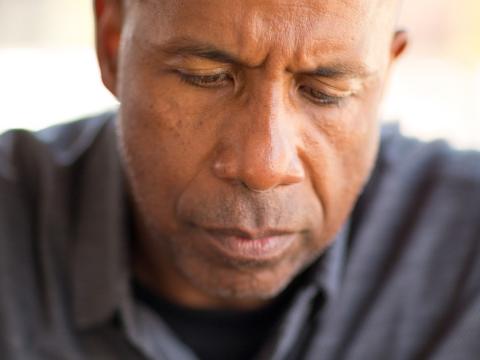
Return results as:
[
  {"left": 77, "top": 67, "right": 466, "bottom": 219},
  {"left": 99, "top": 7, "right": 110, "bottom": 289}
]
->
[{"left": 96, "top": 0, "right": 405, "bottom": 307}]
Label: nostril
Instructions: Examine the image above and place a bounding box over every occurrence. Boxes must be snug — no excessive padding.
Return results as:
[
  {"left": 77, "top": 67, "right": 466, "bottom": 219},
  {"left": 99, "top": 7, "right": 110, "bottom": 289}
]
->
[
  {"left": 240, "top": 179, "right": 270, "bottom": 193},
  {"left": 241, "top": 167, "right": 277, "bottom": 192},
  {"left": 238, "top": 156, "right": 304, "bottom": 192}
]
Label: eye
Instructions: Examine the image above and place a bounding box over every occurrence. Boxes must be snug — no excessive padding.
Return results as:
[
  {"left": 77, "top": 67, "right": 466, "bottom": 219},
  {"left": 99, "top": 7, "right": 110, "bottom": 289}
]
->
[
  {"left": 177, "top": 71, "right": 233, "bottom": 88},
  {"left": 299, "top": 85, "right": 345, "bottom": 106}
]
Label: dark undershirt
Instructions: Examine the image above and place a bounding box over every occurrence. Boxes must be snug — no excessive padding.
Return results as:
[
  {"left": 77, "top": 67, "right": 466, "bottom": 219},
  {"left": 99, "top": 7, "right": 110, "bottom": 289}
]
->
[{"left": 132, "top": 279, "right": 299, "bottom": 360}]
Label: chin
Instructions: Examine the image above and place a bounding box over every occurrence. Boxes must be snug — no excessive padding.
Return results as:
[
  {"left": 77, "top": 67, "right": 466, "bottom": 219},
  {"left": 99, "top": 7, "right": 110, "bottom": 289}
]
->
[{"left": 175, "top": 248, "right": 316, "bottom": 307}]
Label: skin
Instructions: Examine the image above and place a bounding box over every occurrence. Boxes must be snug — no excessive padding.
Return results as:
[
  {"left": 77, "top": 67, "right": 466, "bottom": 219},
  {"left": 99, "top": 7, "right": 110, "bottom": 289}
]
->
[{"left": 94, "top": 0, "right": 407, "bottom": 310}]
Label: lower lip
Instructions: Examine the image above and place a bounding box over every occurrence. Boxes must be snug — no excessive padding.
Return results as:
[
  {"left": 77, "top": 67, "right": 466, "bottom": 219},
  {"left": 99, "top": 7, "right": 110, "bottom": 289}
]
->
[{"left": 202, "top": 230, "right": 297, "bottom": 261}]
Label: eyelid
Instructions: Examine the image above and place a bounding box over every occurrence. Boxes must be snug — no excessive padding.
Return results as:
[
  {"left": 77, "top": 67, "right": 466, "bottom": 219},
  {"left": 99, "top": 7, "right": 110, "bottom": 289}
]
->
[
  {"left": 301, "top": 82, "right": 354, "bottom": 98},
  {"left": 176, "top": 67, "right": 231, "bottom": 76},
  {"left": 301, "top": 74, "right": 362, "bottom": 95},
  {"left": 299, "top": 86, "right": 343, "bottom": 106},
  {"left": 176, "top": 70, "right": 234, "bottom": 88}
]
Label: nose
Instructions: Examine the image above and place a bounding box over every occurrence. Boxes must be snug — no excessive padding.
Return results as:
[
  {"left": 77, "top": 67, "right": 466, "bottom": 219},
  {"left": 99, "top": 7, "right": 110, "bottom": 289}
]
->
[{"left": 212, "top": 87, "right": 305, "bottom": 192}]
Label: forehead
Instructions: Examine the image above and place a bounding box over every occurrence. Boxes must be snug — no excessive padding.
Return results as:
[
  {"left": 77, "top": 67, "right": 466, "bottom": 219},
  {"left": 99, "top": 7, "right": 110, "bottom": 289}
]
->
[{"left": 130, "top": 0, "right": 396, "bottom": 68}]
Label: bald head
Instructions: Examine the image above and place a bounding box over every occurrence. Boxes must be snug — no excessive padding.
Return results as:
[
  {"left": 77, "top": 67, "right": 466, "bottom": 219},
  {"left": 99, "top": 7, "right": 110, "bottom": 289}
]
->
[{"left": 119, "top": 0, "right": 403, "bottom": 30}]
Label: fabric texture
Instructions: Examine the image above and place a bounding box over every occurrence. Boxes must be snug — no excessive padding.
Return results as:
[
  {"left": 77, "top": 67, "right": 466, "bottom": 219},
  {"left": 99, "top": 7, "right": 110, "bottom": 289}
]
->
[
  {"left": 132, "top": 274, "right": 302, "bottom": 360},
  {"left": 0, "top": 112, "right": 479, "bottom": 360}
]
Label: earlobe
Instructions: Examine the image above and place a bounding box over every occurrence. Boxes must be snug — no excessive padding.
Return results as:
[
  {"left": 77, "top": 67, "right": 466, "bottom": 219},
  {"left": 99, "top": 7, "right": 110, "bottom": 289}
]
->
[
  {"left": 94, "top": 0, "right": 123, "bottom": 97},
  {"left": 391, "top": 29, "right": 409, "bottom": 60}
]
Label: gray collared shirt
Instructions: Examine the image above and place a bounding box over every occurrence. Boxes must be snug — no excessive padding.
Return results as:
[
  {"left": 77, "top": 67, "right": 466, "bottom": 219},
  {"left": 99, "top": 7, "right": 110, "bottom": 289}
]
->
[{"left": 1, "top": 112, "right": 480, "bottom": 359}]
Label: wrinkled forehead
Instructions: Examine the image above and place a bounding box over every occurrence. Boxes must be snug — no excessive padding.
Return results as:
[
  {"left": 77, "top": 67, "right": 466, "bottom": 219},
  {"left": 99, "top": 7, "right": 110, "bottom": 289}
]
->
[{"left": 126, "top": 0, "right": 398, "bottom": 67}]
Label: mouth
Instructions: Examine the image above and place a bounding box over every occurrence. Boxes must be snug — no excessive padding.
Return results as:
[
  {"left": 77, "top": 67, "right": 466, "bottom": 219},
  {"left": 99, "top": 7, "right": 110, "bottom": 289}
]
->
[{"left": 196, "top": 225, "right": 298, "bottom": 262}]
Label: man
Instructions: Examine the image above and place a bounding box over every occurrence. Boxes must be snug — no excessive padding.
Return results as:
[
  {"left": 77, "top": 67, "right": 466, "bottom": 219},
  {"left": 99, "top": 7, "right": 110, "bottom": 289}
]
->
[{"left": 0, "top": 0, "right": 479, "bottom": 359}]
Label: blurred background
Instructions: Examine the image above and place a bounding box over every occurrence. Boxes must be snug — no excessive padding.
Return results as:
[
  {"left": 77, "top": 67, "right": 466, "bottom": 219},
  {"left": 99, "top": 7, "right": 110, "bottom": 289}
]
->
[{"left": 0, "top": 0, "right": 479, "bottom": 149}]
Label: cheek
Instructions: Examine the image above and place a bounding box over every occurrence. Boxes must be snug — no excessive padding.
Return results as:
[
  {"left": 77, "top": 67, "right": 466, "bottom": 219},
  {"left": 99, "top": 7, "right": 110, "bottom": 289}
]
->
[
  {"left": 302, "top": 93, "right": 381, "bottom": 239},
  {"left": 117, "top": 73, "right": 213, "bottom": 230},
  {"left": 117, "top": 55, "right": 238, "bottom": 233},
  {"left": 120, "top": 93, "right": 195, "bottom": 191}
]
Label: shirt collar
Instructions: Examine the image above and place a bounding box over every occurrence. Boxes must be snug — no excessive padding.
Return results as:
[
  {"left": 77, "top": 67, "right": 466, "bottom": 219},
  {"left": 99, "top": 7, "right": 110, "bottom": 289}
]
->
[
  {"left": 315, "top": 220, "right": 349, "bottom": 299},
  {"left": 71, "top": 116, "right": 130, "bottom": 329}
]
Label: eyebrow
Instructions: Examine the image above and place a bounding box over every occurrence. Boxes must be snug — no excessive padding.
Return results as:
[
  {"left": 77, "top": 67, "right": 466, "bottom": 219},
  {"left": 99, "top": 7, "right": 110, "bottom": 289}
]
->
[
  {"left": 160, "top": 38, "right": 375, "bottom": 79},
  {"left": 304, "top": 64, "right": 376, "bottom": 80},
  {"left": 162, "top": 40, "right": 248, "bottom": 67}
]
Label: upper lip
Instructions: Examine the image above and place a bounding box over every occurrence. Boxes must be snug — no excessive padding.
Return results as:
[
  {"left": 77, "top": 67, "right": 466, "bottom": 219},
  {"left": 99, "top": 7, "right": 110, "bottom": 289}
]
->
[{"left": 198, "top": 226, "right": 296, "bottom": 240}]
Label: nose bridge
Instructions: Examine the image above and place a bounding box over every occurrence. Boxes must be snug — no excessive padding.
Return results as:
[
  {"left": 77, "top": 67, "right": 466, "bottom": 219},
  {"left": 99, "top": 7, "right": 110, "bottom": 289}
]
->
[
  {"left": 245, "top": 85, "right": 290, "bottom": 175},
  {"left": 213, "top": 80, "right": 305, "bottom": 191}
]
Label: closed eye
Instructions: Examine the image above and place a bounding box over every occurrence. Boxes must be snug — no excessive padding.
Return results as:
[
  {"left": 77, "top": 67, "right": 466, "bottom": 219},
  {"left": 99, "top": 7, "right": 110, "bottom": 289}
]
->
[
  {"left": 177, "top": 71, "right": 233, "bottom": 88},
  {"left": 299, "top": 85, "right": 346, "bottom": 106}
]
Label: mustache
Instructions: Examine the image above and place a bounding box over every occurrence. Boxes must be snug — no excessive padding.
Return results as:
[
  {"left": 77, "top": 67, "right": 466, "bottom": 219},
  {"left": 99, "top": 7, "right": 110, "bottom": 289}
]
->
[{"left": 177, "top": 185, "right": 321, "bottom": 231}]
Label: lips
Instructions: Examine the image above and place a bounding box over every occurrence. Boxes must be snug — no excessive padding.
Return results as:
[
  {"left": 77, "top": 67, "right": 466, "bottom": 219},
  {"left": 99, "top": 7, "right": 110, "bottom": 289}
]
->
[{"left": 197, "top": 226, "right": 298, "bottom": 261}]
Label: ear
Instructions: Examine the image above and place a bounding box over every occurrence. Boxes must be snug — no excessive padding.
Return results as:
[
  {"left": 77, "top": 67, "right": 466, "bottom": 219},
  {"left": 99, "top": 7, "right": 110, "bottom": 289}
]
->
[
  {"left": 94, "top": 0, "right": 123, "bottom": 97},
  {"left": 390, "top": 29, "right": 409, "bottom": 61},
  {"left": 381, "top": 30, "right": 408, "bottom": 99}
]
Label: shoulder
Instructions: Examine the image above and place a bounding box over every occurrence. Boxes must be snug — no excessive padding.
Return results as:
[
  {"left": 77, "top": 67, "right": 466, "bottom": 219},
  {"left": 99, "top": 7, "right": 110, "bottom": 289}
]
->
[
  {"left": 0, "top": 111, "right": 115, "bottom": 203},
  {"left": 0, "top": 110, "right": 117, "bottom": 245},
  {"left": 0, "top": 111, "right": 115, "bottom": 230},
  {"left": 0, "top": 112, "right": 118, "bottom": 353},
  {"left": 365, "top": 123, "right": 480, "bottom": 256},
  {"left": 365, "top": 124, "right": 480, "bottom": 221},
  {"left": 343, "top": 125, "right": 480, "bottom": 356},
  {"left": 0, "top": 110, "right": 117, "bottom": 230},
  {"left": 378, "top": 123, "right": 480, "bottom": 185},
  {"left": 0, "top": 111, "right": 115, "bottom": 180},
  {"left": 375, "top": 125, "right": 480, "bottom": 239}
]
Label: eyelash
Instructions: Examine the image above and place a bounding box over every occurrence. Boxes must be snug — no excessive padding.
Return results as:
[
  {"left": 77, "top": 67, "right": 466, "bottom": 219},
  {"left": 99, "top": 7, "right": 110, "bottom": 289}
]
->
[
  {"left": 298, "top": 85, "right": 344, "bottom": 106},
  {"left": 178, "top": 72, "right": 232, "bottom": 88},
  {"left": 177, "top": 71, "right": 346, "bottom": 107}
]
